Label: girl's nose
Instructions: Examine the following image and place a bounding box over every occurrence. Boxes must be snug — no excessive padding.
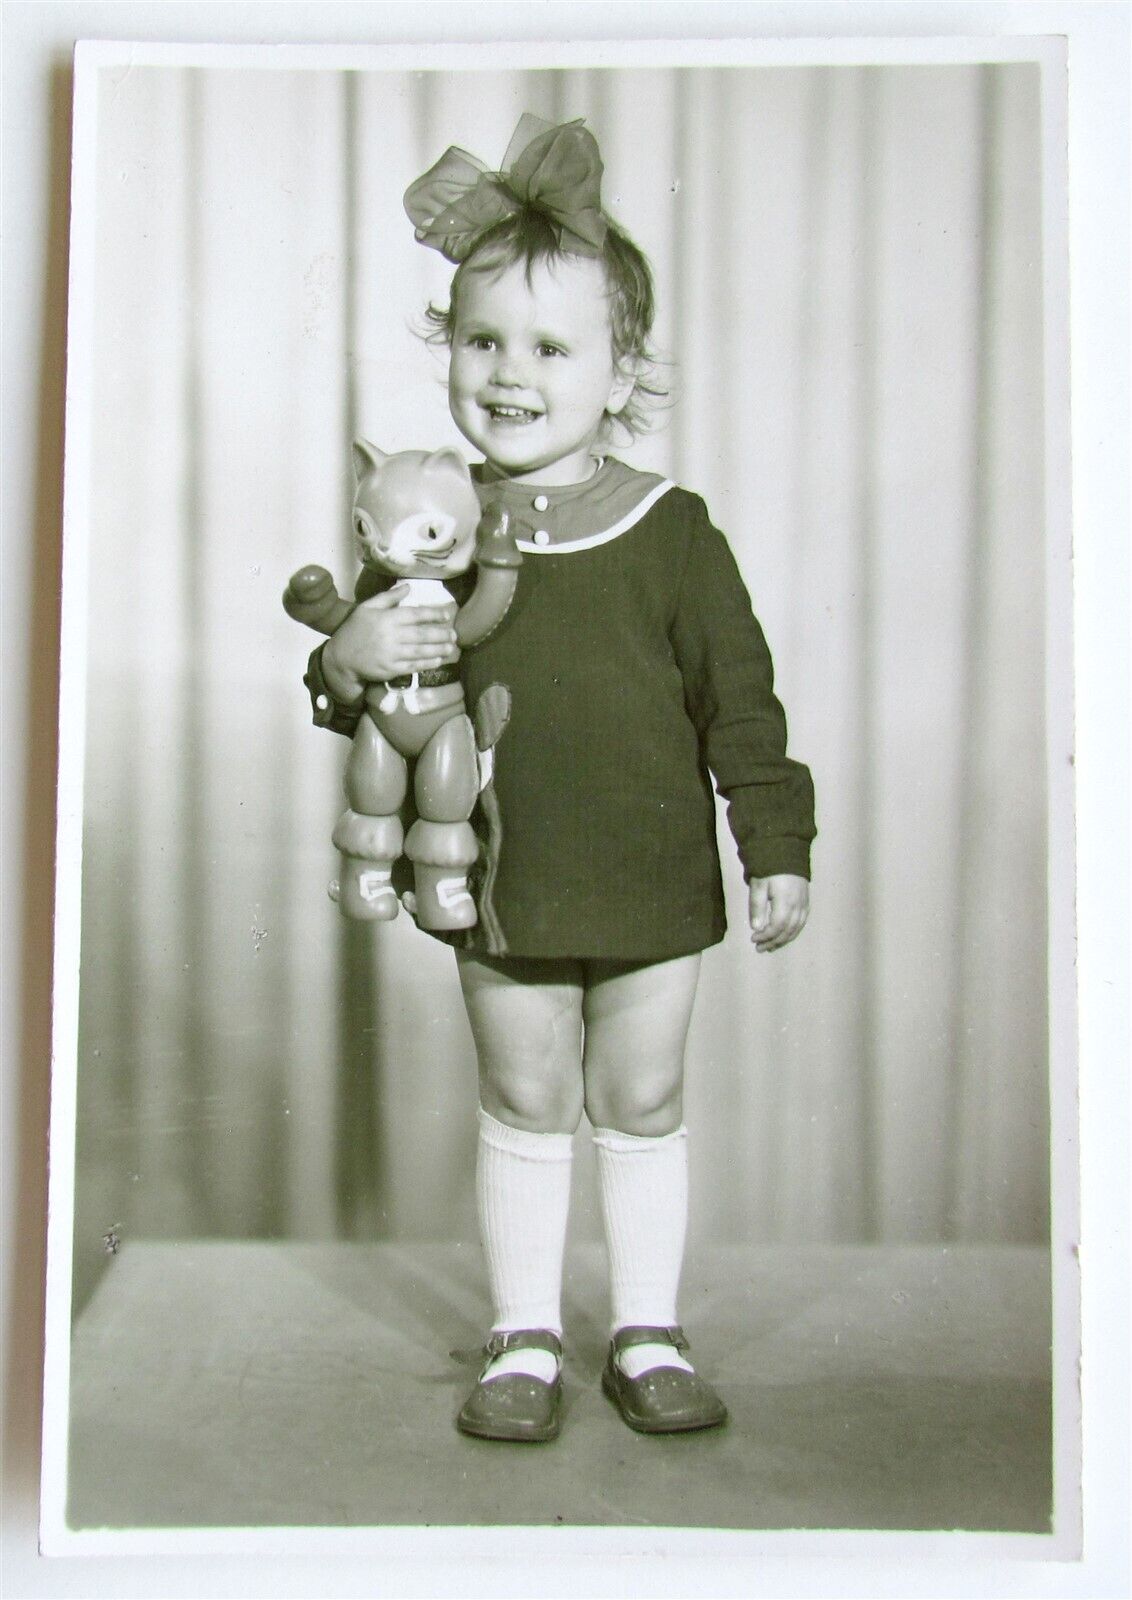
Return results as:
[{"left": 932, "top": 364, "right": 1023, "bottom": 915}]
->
[{"left": 491, "top": 349, "right": 526, "bottom": 386}]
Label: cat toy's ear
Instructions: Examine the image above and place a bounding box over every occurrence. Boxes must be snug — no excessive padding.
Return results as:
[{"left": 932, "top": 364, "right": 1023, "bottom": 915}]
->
[
  {"left": 425, "top": 447, "right": 470, "bottom": 480},
  {"left": 352, "top": 437, "right": 388, "bottom": 482}
]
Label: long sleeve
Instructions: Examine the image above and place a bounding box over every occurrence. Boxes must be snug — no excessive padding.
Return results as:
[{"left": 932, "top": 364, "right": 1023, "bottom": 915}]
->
[
  {"left": 669, "top": 500, "right": 816, "bottom": 881},
  {"left": 303, "top": 643, "right": 363, "bottom": 737}
]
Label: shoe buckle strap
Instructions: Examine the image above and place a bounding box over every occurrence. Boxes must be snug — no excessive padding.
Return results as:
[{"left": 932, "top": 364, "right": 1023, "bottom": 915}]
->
[
  {"left": 611, "top": 1323, "right": 690, "bottom": 1355},
  {"left": 449, "top": 1328, "right": 563, "bottom": 1367},
  {"left": 485, "top": 1328, "right": 562, "bottom": 1359}
]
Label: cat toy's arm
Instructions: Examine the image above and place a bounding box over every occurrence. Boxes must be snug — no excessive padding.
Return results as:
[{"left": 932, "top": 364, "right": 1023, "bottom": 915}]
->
[
  {"left": 282, "top": 565, "right": 355, "bottom": 636},
  {"left": 284, "top": 503, "right": 520, "bottom": 649},
  {"left": 454, "top": 505, "right": 523, "bottom": 648}
]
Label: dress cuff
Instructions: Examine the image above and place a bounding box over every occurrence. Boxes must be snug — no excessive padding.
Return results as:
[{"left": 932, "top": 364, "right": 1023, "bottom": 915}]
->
[
  {"left": 741, "top": 838, "right": 812, "bottom": 882},
  {"left": 304, "top": 643, "right": 364, "bottom": 737}
]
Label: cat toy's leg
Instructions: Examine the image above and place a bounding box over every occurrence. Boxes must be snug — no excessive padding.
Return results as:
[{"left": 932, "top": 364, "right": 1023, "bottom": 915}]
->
[
  {"left": 331, "top": 712, "right": 407, "bottom": 920},
  {"left": 405, "top": 712, "right": 480, "bottom": 930}
]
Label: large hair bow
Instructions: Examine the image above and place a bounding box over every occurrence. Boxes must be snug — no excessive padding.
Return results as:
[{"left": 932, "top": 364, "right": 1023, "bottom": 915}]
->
[{"left": 404, "top": 113, "right": 607, "bottom": 264}]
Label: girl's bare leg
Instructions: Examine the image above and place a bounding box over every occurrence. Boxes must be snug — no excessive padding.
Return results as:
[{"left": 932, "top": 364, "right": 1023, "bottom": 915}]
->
[
  {"left": 580, "top": 952, "right": 701, "bottom": 1135},
  {"left": 454, "top": 953, "right": 585, "bottom": 1390},
  {"left": 580, "top": 954, "right": 716, "bottom": 1395},
  {"left": 456, "top": 952, "right": 585, "bottom": 1134}
]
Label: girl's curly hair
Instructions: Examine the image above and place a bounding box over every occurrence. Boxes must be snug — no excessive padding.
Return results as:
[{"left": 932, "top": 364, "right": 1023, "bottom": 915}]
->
[{"left": 423, "top": 207, "right": 668, "bottom": 440}]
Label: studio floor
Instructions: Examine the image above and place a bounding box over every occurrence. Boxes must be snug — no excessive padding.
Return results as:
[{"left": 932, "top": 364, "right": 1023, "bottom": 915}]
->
[{"left": 66, "top": 1240, "right": 1052, "bottom": 1533}]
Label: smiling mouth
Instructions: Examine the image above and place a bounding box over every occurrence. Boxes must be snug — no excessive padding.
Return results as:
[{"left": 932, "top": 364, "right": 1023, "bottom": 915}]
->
[{"left": 484, "top": 404, "right": 543, "bottom": 424}]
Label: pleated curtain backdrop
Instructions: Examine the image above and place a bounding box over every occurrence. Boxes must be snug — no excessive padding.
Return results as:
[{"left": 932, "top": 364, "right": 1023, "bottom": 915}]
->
[{"left": 73, "top": 61, "right": 1048, "bottom": 1313}]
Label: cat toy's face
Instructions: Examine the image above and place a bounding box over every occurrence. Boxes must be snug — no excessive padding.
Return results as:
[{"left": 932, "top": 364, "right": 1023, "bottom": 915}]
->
[{"left": 351, "top": 441, "right": 482, "bottom": 579}]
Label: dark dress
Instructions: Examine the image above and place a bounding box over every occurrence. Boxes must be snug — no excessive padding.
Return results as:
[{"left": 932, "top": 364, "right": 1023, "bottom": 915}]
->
[{"left": 305, "top": 458, "right": 815, "bottom": 961}]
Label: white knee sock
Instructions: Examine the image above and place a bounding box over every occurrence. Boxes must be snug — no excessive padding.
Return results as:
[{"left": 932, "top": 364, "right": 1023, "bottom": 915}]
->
[
  {"left": 476, "top": 1107, "right": 572, "bottom": 1382},
  {"left": 593, "top": 1124, "right": 695, "bottom": 1378}
]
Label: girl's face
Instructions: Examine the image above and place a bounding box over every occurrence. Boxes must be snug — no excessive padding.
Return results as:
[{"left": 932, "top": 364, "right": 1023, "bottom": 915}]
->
[{"left": 448, "top": 254, "right": 635, "bottom": 485}]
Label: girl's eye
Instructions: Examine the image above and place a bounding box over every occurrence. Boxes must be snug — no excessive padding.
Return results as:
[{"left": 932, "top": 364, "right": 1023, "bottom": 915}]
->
[
  {"left": 468, "top": 335, "right": 494, "bottom": 351},
  {"left": 537, "top": 343, "right": 565, "bottom": 358}
]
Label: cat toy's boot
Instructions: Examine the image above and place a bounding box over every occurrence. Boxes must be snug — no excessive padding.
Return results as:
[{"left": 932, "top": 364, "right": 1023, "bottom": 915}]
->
[
  {"left": 330, "top": 811, "right": 404, "bottom": 920},
  {"left": 332, "top": 712, "right": 408, "bottom": 921},
  {"left": 404, "top": 820, "right": 479, "bottom": 930}
]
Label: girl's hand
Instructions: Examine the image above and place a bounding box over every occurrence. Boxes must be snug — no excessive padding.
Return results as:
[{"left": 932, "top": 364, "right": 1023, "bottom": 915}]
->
[
  {"left": 748, "top": 874, "right": 810, "bottom": 953},
  {"left": 321, "top": 587, "right": 459, "bottom": 704}
]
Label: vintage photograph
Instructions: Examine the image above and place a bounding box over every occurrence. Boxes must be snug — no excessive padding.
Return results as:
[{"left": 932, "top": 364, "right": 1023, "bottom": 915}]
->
[{"left": 44, "top": 38, "right": 1071, "bottom": 1547}]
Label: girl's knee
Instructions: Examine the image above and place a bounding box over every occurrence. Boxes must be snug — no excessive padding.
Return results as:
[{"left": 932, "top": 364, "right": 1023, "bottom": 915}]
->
[
  {"left": 481, "top": 1069, "right": 583, "bottom": 1135},
  {"left": 579, "top": 953, "right": 699, "bottom": 1134},
  {"left": 583, "top": 1069, "right": 683, "bottom": 1137},
  {"left": 457, "top": 954, "right": 586, "bottom": 1134}
]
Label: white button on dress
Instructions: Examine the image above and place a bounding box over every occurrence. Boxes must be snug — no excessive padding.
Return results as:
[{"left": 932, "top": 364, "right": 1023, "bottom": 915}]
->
[
  {"left": 532, "top": 494, "right": 549, "bottom": 512},
  {"left": 533, "top": 530, "right": 551, "bottom": 546}
]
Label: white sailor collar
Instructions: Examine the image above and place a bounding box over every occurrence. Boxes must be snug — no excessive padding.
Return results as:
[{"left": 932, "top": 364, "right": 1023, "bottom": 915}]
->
[{"left": 472, "top": 456, "right": 676, "bottom": 553}]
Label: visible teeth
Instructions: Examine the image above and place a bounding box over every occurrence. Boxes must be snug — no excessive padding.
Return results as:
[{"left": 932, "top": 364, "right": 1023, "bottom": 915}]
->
[{"left": 489, "top": 405, "right": 538, "bottom": 420}]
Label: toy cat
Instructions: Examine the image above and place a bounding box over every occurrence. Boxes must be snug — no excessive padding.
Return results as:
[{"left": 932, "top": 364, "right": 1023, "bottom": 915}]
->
[{"left": 284, "top": 439, "right": 521, "bottom": 930}]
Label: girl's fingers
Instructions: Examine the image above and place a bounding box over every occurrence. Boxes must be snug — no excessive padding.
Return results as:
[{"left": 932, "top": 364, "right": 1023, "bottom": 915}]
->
[
  {"left": 403, "top": 606, "right": 454, "bottom": 626},
  {"left": 403, "top": 650, "right": 460, "bottom": 668},
  {"left": 749, "top": 881, "right": 770, "bottom": 934},
  {"left": 394, "top": 646, "right": 460, "bottom": 671},
  {"left": 398, "top": 619, "right": 458, "bottom": 644},
  {"left": 776, "top": 909, "right": 806, "bottom": 949},
  {"left": 362, "top": 584, "right": 408, "bottom": 609},
  {"left": 753, "top": 897, "right": 808, "bottom": 951},
  {"left": 410, "top": 630, "right": 459, "bottom": 649},
  {"left": 750, "top": 885, "right": 782, "bottom": 945}
]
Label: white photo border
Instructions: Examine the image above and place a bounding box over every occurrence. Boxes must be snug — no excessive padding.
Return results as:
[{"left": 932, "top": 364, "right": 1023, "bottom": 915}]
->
[{"left": 37, "top": 21, "right": 1101, "bottom": 1586}]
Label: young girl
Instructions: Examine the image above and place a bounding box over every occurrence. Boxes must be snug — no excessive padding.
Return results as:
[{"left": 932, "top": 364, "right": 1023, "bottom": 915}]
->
[{"left": 305, "top": 115, "right": 815, "bottom": 1442}]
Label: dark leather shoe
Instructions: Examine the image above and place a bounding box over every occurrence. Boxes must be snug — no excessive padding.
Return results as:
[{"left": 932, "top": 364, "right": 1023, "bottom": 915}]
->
[
  {"left": 455, "top": 1329, "right": 563, "bottom": 1443},
  {"left": 601, "top": 1324, "right": 728, "bottom": 1434}
]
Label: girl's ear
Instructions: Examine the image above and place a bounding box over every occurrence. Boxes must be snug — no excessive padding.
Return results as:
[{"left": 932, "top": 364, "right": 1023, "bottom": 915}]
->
[
  {"left": 352, "top": 437, "right": 387, "bottom": 482},
  {"left": 606, "top": 360, "right": 637, "bottom": 418},
  {"left": 425, "top": 447, "right": 470, "bottom": 480}
]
